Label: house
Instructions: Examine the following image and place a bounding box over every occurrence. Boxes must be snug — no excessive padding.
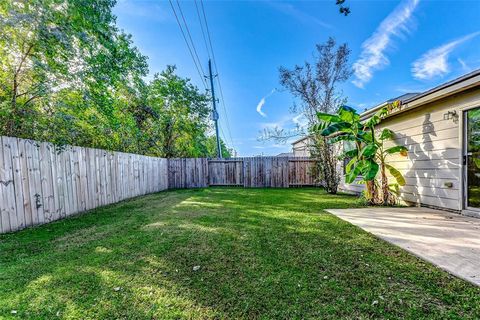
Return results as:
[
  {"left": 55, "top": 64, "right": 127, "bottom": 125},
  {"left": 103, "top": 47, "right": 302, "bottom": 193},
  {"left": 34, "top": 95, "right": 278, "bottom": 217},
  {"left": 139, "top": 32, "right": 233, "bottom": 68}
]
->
[
  {"left": 340, "top": 69, "right": 480, "bottom": 217},
  {"left": 276, "top": 152, "right": 295, "bottom": 157},
  {"left": 291, "top": 136, "right": 313, "bottom": 157}
]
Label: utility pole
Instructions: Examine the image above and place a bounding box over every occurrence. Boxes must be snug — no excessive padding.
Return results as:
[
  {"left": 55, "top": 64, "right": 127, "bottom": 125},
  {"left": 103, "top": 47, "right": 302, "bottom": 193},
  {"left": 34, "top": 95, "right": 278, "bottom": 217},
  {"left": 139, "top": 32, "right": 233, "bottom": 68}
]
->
[{"left": 208, "top": 59, "right": 222, "bottom": 159}]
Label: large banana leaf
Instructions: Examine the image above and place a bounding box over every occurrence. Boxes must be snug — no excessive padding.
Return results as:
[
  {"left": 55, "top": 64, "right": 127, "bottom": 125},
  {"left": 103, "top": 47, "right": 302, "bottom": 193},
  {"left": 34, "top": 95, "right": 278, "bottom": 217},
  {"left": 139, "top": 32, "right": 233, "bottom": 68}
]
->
[
  {"left": 379, "top": 128, "right": 394, "bottom": 140},
  {"left": 320, "top": 122, "right": 352, "bottom": 136},
  {"left": 357, "top": 130, "right": 373, "bottom": 143},
  {"left": 362, "top": 160, "right": 379, "bottom": 180},
  {"left": 338, "top": 105, "right": 359, "bottom": 123},
  {"left": 364, "top": 114, "right": 381, "bottom": 128},
  {"left": 339, "top": 148, "right": 358, "bottom": 160},
  {"left": 385, "top": 146, "right": 408, "bottom": 155},
  {"left": 317, "top": 112, "right": 341, "bottom": 123},
  {"left": 339, "top": 105, "right": 357, "bottom": 113},
  {"left": 345, "top": 159, "right": 379, "bottom": 183},
  {"left": 359, "top": 143, "right": 377, "bottom": 158},
  {"left": 328, "top": 134, "right": 356, "bottom": 144},
  {"left": 345, "top": 160, "right": 362, "bottom": 184},
  {"left": 385, "top": 164, "right": 406, "bottom": 186},
  {"left": 345, "top": 156, "right": 357, "bottom": 174}
]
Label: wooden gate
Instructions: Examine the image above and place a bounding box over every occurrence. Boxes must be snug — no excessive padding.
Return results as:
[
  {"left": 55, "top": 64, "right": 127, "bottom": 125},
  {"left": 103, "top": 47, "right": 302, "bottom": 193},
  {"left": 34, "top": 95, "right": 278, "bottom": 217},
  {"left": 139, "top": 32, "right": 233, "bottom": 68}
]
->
[
  {"left": 167, "top": 158, "right": 208, "bottom": 189},
  {"left": 206, "top": 157, "right": 318, "bottom": 187},
  {"left": 167, "top": 157, "right": 319, "bottom": 188},
  {"left": 288, "top": 158, "right": 317, "bottom": 186},
  {"left": 208, "top": 159, "right": 244, "bottom": 186}
]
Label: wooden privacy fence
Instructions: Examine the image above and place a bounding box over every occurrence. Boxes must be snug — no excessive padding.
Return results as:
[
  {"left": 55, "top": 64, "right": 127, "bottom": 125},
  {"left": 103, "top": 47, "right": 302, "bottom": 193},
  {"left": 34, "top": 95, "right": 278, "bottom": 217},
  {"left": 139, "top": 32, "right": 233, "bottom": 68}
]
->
[
  {"left": 167, "top": 157, "right": 319, "bottom": 188},
  {"left": 0, "top": 136, "right": 320, "bottom": 234},
  {"left": 0, "top": 136, "right": 168, "bottom": 234}
]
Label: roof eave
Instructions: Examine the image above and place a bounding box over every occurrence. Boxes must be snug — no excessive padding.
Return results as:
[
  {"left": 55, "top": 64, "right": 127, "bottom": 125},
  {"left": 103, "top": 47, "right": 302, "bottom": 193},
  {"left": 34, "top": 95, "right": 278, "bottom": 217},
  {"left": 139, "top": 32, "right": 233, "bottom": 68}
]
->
[{"left": 360, "top": 69, "right": 480, "bottom": 121}]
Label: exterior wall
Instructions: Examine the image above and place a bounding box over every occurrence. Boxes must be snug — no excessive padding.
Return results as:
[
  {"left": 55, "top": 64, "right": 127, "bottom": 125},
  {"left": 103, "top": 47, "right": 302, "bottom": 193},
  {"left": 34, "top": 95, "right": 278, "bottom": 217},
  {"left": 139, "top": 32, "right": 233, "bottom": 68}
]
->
[
  {"left": 292, "top": 137, "right": 313, "bottom": 157},
  {"left": 340, "top": 87, "right": 480, "bottom": 211}
]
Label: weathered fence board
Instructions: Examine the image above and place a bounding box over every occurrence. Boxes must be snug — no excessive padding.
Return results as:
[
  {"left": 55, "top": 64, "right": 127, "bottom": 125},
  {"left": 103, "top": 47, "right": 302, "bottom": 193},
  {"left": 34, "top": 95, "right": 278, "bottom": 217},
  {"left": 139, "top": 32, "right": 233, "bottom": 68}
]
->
[
  {"left": 168, "top": 157, "right": 318, "bottom": 188},
  {"left": 206, "top": 157, "right": 318, "bottom": 188},
  {"left": 159, "top": 157, "right": 320, "bottom": 189},
  {"left": 168, "top": 158, "right": 208, "bottom": 189},
  {"left": 1, "top": 135, "right": 320, "bottom": 234},
  {"left": 0, "top": 136, "right": 169, "bottom": 233},
  {"left": 289, "top": 159, "right": 317, "bottom": 186},
  {"left": 208, "top": 159, "right": 243, "bottom": 186}
]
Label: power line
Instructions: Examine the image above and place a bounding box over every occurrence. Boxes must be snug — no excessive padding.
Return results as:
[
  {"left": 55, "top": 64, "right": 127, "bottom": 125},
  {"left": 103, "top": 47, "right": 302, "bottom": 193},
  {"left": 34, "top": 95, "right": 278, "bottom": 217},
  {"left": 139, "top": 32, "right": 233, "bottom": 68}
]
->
[
  {"left": 198, "top": 0, "right": 235, "bottom": 151},
  {"left": 170, "top": 0, "right": 234, "bottom": 153},
  {"left": 195, "top": 0, "right": 234, "bottom": 151},
  {"left": 218, "top": 123, "right": 230, "bottom": 155},
  {"left": 215, "top": 77, "right": 234, "bottom": 152},
  {"left": 208, "top": 59, "right": 222, "bottom": 158},
  {"left": 168, "top": 0, "right": 207, "bottom": 89},
  {"left": 194, "top": 0, "right": 211, "bottom": 60},
  {"left": 175, "top": 0, "right": 206, "bottom": 77}
]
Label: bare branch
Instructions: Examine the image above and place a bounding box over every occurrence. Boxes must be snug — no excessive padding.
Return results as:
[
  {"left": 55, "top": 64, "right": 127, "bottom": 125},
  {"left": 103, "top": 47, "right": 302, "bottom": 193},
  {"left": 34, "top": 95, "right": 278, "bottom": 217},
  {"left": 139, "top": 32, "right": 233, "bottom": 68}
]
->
[{"left": 276, "top": 37, "right": 352, "bottom": 194}]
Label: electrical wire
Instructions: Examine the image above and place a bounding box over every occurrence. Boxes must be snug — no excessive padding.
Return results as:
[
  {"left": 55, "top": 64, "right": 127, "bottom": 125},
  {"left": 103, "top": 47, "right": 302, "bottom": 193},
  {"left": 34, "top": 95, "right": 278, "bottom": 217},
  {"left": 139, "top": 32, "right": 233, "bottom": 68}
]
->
[
  {"left": 168, "top": 0, "right": 207, "bottom": 89},
  {"left": 198, "top": 0, "right": 235, "bottom": 151},
  {"left": 176, "top": 0, "right": 206, "bottom": 77},
  {"left": 194, "top": 0, "right": 211, "bottom": 60},
  {"left": 171, "top": 0, "right": 235, "bottom": 153}
]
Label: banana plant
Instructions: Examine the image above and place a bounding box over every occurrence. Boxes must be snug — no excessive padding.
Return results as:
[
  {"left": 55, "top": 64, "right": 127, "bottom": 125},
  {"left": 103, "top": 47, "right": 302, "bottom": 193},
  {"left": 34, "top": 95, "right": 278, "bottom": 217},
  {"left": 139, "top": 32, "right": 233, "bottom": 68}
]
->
[
  {"left": 313, "top": 105, "right": 408, "bottom": 205},
  {"left": 376, "top": 128, "right": 408, "bottom": 205}
]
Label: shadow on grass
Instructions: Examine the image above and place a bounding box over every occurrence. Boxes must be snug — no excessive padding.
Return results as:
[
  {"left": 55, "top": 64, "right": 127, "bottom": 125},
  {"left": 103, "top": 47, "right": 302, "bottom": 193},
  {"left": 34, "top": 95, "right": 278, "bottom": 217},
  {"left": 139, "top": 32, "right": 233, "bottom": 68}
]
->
[{"left": 0, "top": 188, "right": 479, "bottom": 319}]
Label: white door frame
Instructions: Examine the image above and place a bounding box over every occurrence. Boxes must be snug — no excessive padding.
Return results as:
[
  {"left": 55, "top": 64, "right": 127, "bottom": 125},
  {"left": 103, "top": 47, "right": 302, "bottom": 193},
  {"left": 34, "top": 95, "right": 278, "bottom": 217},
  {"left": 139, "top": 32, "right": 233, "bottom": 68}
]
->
[{"left": 461, "top": 105, "right": 480, "bottom": 217}]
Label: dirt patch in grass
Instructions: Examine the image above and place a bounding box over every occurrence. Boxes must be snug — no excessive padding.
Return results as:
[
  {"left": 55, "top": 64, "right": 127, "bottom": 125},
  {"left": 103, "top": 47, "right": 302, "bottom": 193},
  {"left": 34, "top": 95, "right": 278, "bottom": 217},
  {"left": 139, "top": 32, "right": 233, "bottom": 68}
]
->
[{"left": 53, "top": 226, "right": 109, "bottom": 250}]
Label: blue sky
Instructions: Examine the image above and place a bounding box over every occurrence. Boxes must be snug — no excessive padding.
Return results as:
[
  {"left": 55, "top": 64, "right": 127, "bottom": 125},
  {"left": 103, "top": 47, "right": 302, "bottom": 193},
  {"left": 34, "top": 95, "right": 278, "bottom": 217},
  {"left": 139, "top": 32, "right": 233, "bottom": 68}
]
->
[{"left": 114, "top": 0, "right": 480, "bottom": 156}]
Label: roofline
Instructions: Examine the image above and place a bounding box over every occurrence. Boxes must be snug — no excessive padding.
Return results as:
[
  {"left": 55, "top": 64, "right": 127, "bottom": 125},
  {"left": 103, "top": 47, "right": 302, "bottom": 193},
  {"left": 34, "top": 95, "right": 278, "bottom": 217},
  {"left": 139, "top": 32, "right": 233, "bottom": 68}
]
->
[
  {"left": 291, "top": 135, "right": 311, "bottom": 145},
  {"left": 360, "top": 69, "right": 480, "bottom": 120}
]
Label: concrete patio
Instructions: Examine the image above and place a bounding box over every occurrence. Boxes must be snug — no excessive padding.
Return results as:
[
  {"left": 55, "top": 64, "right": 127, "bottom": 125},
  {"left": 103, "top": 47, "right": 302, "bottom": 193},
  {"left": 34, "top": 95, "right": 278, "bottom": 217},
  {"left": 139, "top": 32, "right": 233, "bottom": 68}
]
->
[{"left": 326, "top": 207, "right": 480, "bottom": 287}]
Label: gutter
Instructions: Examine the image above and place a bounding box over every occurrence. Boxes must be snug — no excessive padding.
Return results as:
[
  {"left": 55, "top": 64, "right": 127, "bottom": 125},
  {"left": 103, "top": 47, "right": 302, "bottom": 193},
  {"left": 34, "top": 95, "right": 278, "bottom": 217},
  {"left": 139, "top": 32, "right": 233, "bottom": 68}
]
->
[{"left": 360, "top": 69, "right": 480, "bottom": 121}]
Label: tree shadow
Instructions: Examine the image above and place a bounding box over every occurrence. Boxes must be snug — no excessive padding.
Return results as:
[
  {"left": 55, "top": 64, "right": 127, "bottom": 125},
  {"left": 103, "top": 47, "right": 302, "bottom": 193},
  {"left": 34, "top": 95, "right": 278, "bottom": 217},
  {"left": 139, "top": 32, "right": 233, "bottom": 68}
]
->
[
  {"left": 394, "top": 113, "right": 460, "bottom": 210},
  {"left": 0, "top": 188, "right": 478, "bottom": 319}
]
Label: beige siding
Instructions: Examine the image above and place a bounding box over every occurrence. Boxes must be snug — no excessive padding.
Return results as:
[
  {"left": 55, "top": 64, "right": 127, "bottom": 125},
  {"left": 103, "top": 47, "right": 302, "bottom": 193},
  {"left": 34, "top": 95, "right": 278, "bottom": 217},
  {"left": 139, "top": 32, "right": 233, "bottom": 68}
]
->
[
  {"left": 340, "top": 88, "right": 480, "bottom": 211},
  {"left": 292, "top": 137, "right": 312, "bottom": 157}
]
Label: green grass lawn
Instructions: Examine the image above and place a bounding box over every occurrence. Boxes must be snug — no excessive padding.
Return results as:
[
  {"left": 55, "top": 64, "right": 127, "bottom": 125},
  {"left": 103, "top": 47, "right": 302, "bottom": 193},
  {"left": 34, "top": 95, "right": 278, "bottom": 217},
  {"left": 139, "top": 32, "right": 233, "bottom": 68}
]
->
[{"left": 1, "top": 188, "right": 479, "bottom": 319}]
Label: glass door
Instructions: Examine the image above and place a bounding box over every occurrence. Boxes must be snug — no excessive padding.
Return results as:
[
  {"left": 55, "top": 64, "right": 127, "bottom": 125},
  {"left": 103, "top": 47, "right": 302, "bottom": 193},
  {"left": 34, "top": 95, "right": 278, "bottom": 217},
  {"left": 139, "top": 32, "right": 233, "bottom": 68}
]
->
[{"left": 465, "top": 107, "right": 480, "bottom": 209}]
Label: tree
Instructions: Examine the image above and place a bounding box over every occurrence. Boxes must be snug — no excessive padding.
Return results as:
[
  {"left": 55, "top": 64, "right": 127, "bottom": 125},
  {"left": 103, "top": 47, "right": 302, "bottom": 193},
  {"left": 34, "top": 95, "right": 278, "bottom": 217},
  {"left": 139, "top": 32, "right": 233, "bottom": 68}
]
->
[
  {"left": 0, "top": 0, "right": 148, "bottom": 149},
  {"left": 205, "top": 135, "right": 233, "bottom": 158},
  {"left": 0, "top": 1, "right": 232, "bottom": 159},
  {"left": 275, "top": 37, "right": 352, "bottom": 194},
  {"left": 336, "top": 0, "right": 351, "bottom": 16},
  {"left": 146, "top": 66, "right": 210, "bottom": 158},
  {"left": 315, "top": 104, "right": 408, "bottom": 205}
]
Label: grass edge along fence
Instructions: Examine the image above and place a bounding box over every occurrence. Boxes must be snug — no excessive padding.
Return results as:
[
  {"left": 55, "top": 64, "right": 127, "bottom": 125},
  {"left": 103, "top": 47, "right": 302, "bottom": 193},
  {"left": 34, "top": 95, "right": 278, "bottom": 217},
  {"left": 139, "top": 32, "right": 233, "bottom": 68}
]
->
[{"left": 0, "top": 136, "right": 319, "bottom": 234}]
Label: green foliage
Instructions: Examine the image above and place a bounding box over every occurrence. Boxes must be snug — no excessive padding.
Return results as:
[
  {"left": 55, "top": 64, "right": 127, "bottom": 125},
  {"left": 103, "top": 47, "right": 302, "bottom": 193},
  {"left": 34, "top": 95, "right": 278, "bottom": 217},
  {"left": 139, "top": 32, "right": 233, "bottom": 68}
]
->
[
  {"left": 385, "top": 145, "right": 408, "bottom": 156},
  {"left": 204, "top": 135, "right": 233, "bottom": 158},
  {"left": 316, "top": 112, "right": 341, "bottom": 123},
  {"left": 379, "top": 128, "right": 395, "bottom": 140},
  {"left": 314, "top": 102, "right": 408, "bottom": 205},
  {"left": 338, "top": 148, "right": 357, "bottom": 160},
  {"left": 0, "top": 0, "right": 231, "bottom": 158},
  {"left": 359, "top": 144, "right": 377, "bottom": 158},
  {"left": 145, "top": 66, "right": 211, "bottom": 158},
  {"left": 362, "top": 160, "right": 379, "bottom": 180},
  {"left": 386, "top": 164, "right": 406, "bottom": 187}
]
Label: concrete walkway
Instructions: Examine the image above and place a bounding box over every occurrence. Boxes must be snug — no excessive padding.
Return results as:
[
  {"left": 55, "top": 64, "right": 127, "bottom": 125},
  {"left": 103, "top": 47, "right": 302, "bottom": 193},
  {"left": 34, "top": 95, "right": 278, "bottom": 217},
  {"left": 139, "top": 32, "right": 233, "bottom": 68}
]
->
[{"left": 326, "top": 207, "right": 480, "bottom": 287}]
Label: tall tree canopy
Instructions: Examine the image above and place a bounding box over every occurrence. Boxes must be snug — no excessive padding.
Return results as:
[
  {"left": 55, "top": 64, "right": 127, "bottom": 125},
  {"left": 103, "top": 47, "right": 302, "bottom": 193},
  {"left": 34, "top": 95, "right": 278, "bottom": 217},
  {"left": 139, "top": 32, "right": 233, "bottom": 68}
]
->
[
  {"left": 0, "top": 0, "right": 231, "bottom": 158},
  {"left": 279, "top": 37, "right": 352, "bottom": 125},
  {"left": 276, "top": 37, "right": 352, "bottom": 194}
]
